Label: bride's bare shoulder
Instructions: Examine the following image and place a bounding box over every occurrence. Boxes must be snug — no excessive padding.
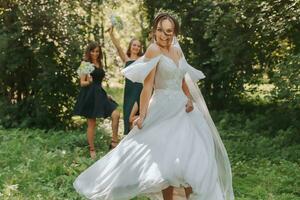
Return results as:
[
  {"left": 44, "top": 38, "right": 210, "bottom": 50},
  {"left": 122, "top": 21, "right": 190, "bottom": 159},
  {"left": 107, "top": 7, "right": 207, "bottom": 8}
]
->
[{"left": 145, "top": 43, "right": 161, "bottom": 59}]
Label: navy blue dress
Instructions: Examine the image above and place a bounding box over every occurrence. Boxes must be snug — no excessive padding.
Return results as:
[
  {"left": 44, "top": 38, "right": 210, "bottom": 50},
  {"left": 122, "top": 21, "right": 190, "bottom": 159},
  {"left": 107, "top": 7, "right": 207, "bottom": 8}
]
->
[{"left": 73, "top": 67, "right": 118, "bottom": 118}]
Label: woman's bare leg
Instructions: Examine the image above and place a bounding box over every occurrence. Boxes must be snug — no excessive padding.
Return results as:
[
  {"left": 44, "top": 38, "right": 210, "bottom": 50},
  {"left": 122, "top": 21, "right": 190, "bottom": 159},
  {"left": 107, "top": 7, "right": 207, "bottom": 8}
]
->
[
  {"left": 162, "top": 186, "right": 174, "bottom": 200},
  {"left": 111, "top": 110, "right": 120, "bottom": 148},
  {"left": 87, "top": 118, "right": 96, "bottom": 158},
  {"left": 184, "top": 187, "right": 193, "bottom": 199}
]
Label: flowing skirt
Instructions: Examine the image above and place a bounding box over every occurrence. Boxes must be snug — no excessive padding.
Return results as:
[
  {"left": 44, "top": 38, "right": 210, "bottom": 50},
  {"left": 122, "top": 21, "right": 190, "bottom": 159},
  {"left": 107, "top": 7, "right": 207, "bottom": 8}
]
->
[
  {"left": 74, "top": 89, "right": 224, "bottom": 200},
  {"left": 73, "top": 83, "right": 118, "bottom": 118}
]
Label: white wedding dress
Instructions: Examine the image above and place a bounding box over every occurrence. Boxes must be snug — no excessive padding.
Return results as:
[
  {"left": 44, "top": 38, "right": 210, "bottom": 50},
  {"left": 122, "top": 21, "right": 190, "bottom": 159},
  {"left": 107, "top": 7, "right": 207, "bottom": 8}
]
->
[{"left": 74, "top": 50, "right": 234, "bottom": 200}]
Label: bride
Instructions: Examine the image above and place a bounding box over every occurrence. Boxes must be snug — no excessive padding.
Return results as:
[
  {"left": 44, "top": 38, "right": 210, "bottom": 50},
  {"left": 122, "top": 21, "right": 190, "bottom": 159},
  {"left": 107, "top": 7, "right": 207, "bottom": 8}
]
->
[{"left": 73, "top": 13, "right": 234, "bottom": 200}]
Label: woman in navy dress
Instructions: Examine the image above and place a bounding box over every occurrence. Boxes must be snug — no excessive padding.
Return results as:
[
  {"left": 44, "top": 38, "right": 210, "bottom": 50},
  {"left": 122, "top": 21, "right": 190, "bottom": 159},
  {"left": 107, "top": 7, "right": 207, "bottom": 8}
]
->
[
  {"left": 73, "top": 42, "right": 120, "bottom": 159},
  {"left": 108, "top": 27, "right": 143, "bottom": 135}
]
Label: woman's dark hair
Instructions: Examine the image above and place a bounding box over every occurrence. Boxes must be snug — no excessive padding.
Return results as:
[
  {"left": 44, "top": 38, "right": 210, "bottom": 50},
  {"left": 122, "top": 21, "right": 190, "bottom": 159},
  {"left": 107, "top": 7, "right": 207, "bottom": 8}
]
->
[
  {"left": 84, "top": 41, "right": 103, "bottom": 67},
  {"left": 152, "top": 13, "right": 179, "bottom": 38},
  {"left": 126, "top": 38, "right": 143, "bottom": 58}
]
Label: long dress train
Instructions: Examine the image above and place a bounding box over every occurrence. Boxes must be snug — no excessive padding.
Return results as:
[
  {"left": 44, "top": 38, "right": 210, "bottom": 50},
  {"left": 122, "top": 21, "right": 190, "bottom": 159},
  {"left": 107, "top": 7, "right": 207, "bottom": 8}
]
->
[{"left": 74, "top": 52, "right": 234, "bottom": 200}]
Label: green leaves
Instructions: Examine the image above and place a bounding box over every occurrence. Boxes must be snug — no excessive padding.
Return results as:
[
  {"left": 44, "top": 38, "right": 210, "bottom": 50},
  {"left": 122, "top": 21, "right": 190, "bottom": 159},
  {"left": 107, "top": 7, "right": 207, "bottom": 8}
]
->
[
  {"left": 0, "top": 0, "right": 145, "bottom": 129},
  {"left": 144, "top": 0, "right": 300, "bottom": 110},
  {"left": 0, "top": 1, "right": 86, "bottom": 129}
]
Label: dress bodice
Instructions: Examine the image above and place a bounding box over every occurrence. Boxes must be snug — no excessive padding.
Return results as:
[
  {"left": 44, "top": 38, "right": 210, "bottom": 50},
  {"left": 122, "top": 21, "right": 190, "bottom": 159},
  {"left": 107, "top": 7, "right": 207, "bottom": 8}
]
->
[
  {"left": 154, "top": 55, "right": 185, "bottom": 91},
  {"left": 90, "top": 67, "right": 105, "bottom": 84},
  {"left": 122, "top": 53, "right": 205, "bottom": 86}
]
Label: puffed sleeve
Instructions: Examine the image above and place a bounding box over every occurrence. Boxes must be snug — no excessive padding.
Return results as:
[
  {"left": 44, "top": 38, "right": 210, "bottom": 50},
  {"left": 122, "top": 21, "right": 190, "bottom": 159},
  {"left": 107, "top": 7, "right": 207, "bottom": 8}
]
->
[
  {"left": 121, "top": 55, "right": 162, "bottom": 83},
  {"left": 181, "top": 58, "right": 205, "bottom": 82}
]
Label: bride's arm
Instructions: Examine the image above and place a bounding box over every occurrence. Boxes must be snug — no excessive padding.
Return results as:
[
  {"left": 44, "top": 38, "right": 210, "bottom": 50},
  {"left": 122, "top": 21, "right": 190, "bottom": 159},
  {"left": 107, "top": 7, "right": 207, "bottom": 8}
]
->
[
  {"left": 182, "top": 79, "right": 194, "bottom": 113},
  {"left": 176, "top": 47, "right": 193, "bottom": 113},
  {"left": 136, "top": 44, "right": 160, "bottom": 129},
  {"left": 108, "top": 27, "right": 128, "bottom": 62},
  {"left": 137, "top": 67, "right": 156, "bottom": 128}
]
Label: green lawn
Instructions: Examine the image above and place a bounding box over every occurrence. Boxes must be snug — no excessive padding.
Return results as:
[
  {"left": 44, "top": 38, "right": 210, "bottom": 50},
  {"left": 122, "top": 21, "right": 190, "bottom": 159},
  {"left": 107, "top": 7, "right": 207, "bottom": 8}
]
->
[
  {"left": 0, "top": 87, "right": 299, "bottom": 199},
  {"left": 1, "top": 125, "right": 299, "bottom": 199}
]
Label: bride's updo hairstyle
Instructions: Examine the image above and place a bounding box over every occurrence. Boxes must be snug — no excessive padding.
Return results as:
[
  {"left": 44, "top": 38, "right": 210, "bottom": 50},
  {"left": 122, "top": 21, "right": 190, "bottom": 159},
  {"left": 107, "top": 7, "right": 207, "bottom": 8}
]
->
[{"left": 152, "top": 13, "right": 180, "bottom": 39}]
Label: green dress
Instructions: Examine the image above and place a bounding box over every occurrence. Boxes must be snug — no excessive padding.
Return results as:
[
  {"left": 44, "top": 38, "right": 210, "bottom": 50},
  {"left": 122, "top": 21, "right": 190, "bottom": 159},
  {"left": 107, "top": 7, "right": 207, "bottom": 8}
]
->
[{"left": 123, "top": 60, "right": 143, "bottom": 134}]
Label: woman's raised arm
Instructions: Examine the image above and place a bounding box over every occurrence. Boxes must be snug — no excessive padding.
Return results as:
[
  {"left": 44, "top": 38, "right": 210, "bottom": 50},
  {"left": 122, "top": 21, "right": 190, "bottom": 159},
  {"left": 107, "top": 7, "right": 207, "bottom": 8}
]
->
[{"left": 108, "top": 27, "right": 128, "bottom": 62}]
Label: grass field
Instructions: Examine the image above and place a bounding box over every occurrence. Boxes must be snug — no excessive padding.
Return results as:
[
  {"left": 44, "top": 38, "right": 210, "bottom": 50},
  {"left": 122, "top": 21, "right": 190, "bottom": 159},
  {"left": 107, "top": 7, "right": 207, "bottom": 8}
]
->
[
  {"left": 0, "top": 87, "right": 299, "bottom": 199},
  {"left": 1, "top": 124, "right": 299, "bottom": 200}
]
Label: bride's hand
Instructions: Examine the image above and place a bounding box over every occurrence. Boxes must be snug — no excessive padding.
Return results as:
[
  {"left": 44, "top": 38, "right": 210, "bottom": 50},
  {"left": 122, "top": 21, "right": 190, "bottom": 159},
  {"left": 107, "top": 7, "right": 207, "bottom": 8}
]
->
[
  {"left": 134, "top": 116, "right": 145, "bottom": 129},
  {"left": 185, "top": 99, "right": 194, "bottom": 113}
]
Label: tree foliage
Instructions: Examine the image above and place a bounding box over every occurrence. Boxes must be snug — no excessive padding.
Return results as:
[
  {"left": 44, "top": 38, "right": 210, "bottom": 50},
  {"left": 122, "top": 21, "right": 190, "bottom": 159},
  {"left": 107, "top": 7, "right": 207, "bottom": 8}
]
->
[
  {"left": 0, "top": 1, "right": 89, "bottom": 128},
  {"left": 143, "top": 0, "right": 300, "bottom": 110},
  {"left": 0, "top": 0, "right": 146, "bottom": 129},
  {"left": 1, "top": 0, "right": 299, "bottom": 130}
]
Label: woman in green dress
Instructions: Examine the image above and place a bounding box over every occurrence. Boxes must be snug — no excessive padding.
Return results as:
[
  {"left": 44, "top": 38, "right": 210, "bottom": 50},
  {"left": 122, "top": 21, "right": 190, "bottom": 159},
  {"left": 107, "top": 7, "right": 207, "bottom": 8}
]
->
[
  {"left": 109, "top": 27, "right": 143, "bottom": 135},
  {"left": 73, "top": 42, "right": 120, "bottom": 159}
]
